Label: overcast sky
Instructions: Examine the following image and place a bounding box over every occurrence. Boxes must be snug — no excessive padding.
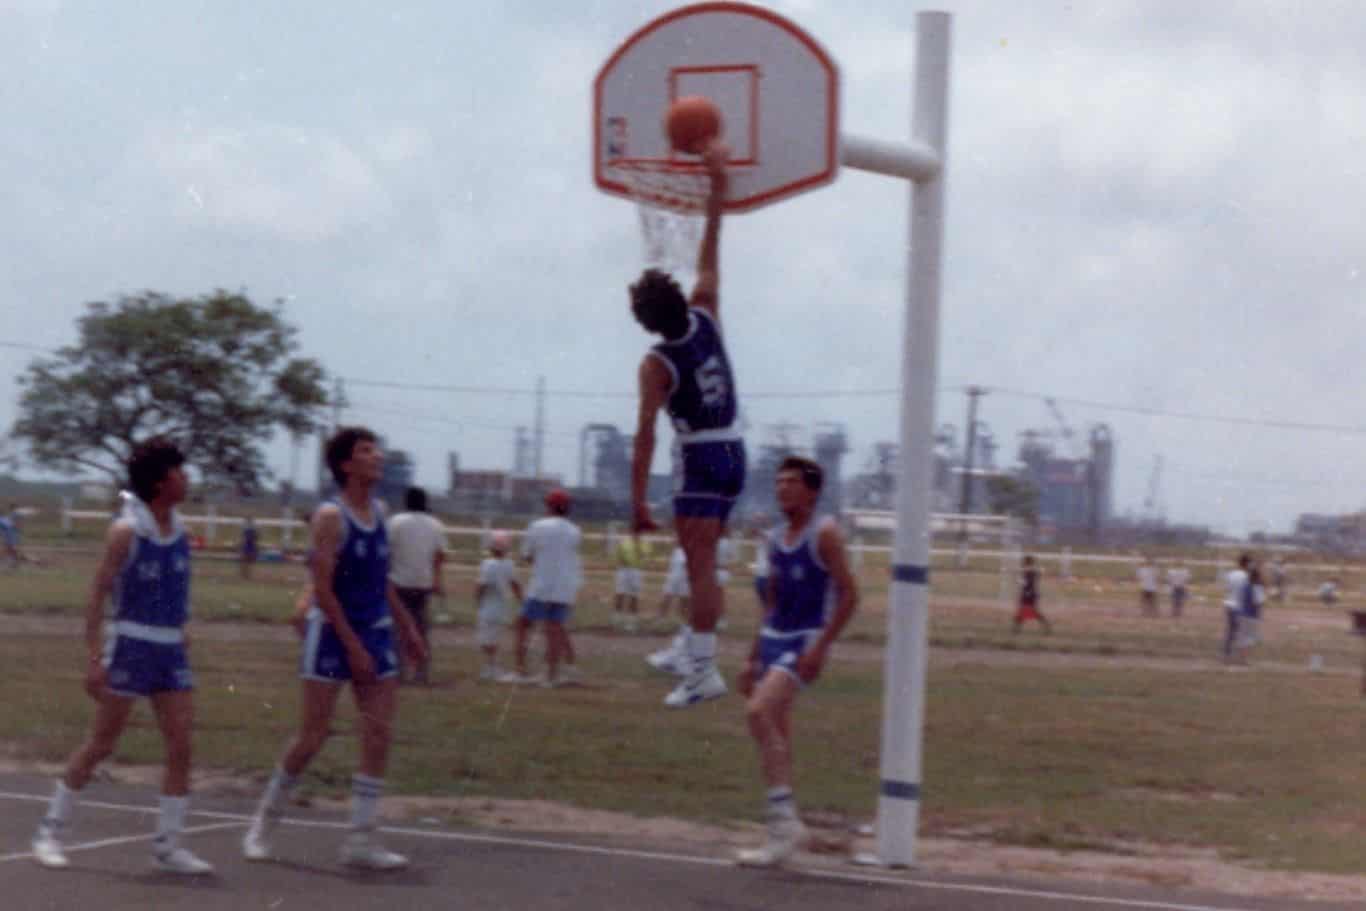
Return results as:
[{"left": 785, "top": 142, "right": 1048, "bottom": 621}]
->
[{"left": 2, "top": 0, "right": 1365, "bottom": 536}]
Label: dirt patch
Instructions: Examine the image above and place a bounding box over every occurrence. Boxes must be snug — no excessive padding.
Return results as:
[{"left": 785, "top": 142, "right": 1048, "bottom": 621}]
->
[{"left": 6, "top": 756, "right": 1363, "bottom": 903}]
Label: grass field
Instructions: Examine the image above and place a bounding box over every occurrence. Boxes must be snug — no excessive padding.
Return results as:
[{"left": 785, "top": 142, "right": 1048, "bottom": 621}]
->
[{"left": 3, "top": 546, "right": 1365, "bottom": 875}]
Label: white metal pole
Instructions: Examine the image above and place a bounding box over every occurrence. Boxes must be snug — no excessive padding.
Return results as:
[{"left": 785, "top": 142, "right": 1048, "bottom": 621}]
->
[{"left": 877, "top": 10, "right": 951, "bottom": 868}]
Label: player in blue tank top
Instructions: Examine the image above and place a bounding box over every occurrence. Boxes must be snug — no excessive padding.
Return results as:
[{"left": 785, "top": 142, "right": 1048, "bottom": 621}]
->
[
  {"left": 32, "top": 438, "right": 214, "bottom": 874},
  {"left": 736, "top": 456, "right": 859, "bottom": 869},
  {"left": 630, "top": 139, "right": 745, "bottom": 709},
  {"left": 244, "top": 427, "right": 427, "bottom": 871}
]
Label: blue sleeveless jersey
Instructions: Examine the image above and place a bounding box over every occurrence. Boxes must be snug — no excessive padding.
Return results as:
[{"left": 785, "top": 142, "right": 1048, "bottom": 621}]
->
[
  {"left": 113, "top": 523, "right": 191, "bottom": 629},
  {"left": 766, "top": 520, "right": 833, "bottom": 634},
  {"left": 332, "top": 499, "right": 391, "bottom": 627},
  {"left": 649, "top": 308, "right": 738, "bottom": 437}
]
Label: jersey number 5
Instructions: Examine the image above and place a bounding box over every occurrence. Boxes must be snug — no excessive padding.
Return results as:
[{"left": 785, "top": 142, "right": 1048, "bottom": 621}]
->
[{"left": 695, "top": 356, "right": 728, "bottom": 407}]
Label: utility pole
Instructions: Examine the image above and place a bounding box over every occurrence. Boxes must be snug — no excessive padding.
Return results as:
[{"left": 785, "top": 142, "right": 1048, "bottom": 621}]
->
[
  {"left": 534, "top": 375, "right": 545, "bottom": 480},
  {"left": 957, "top": 385, "right": 985, "bottom": 544}
]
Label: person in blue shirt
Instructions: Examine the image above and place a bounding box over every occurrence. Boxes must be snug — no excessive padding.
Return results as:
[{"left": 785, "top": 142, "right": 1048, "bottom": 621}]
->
[
  {"left": 243, "top": 427, "right": 427, "bottom": 870},
  {"left": 31, "top": 438, "right": 212, "bottom": 875},
  {"left": 630, "top": 139, "right": 744, "bottom": 708},
  {"left": 735, "top": 456, "right": 859, "bottom": 868}
]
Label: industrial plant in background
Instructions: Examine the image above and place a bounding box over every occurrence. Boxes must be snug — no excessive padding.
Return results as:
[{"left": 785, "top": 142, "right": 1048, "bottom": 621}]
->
[{"left": 845, "top": 400, "right": 1117, "bottom": 544}]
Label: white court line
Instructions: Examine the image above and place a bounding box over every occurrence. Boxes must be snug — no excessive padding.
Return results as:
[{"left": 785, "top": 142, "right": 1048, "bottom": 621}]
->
[
  {"left": 0, "top": 790, "right": 1252, "bottom": 911},
  {"left": 0, "top": 821, "right": 242, "bottom": 863}
]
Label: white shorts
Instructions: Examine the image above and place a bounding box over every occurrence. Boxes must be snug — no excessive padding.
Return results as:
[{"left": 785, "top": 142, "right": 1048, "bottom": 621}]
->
[
  {"left": 716, "top": 569, "right": 731, "bottom": 587},
  {"left": 662, "top": 571, "right": 690, "bottom": 598},
  {"left": 615, "top": 567, "right": 643, "bottom": 596},
  {"left": 476, "top": 607, "right": 507, "bottom": 648}
]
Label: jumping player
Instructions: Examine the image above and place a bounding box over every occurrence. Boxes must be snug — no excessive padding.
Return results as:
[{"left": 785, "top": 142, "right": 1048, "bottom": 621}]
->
[
  {"left": 242, "top": 427, "right": 427, "bottom": 870},
  {"left": 736, "top": 457, "right": 858, "bottom": 867},
  {"left": 630, "top": 139, "right": 743, "bottom": 707},
  {"left": 30, "top": 439, "right": 212, "bottom": 874}
]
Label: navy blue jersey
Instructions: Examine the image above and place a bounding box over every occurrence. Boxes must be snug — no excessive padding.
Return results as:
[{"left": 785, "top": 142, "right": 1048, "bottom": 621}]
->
[
  {"left": 332, "top": 499, "right": 391, "bottom": 627},
  {"left": 766, "top": 519, "right": 834, "bottom": 634},
  {"left": 112, "top": 511, "right": 191, "bottom": 629},
  {"left": 649, "top": 308, "right": 738, "bottom": 438}
]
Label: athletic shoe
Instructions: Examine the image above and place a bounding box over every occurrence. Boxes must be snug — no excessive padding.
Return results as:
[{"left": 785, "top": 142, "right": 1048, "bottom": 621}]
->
[
  {"left": 31, "top": 825, "right": 69, "bottom": 869},
  {"left": 735, "top": 818, "right": 807, "bottom": 868},
  {"left": 242, "top": 816, "right": 275, "bottom": 861},
  {"left": 646, "top": 648, "right": 689, "bottom": 676},
  {"left": 340, "top": 833, "right": 408, "bottom": 871},
  {"left": 496, "top": 669, "right": 529, "bottom": 684},
  {"left": 537, "top": 672, "right": 561, "bottom": 689},
  {"left": 663, "top": 665, "right": 727, "bottom": 707},
  {"left": 558, "top": 665, "right": 583, "bottom": 685},
  {"left": 154, "top": 846, "right": 215, "bottom": 875},
  {"left": 478, "top": 665, "right": 499, "bottom": 682}
]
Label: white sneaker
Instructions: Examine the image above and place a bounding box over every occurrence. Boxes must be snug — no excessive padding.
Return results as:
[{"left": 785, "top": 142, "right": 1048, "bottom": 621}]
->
[
  {"left": 154, "top": 846, "right": 215, "bottom": 875},
  {"left": 242, "top": 816, "right": 275, "bottom": 861},
  {"left": 31, "top": 825, "right": 69, "bottom": 869},
  {"left": 496, "top": 670, "right": 529, "bottom": 684},
  {"left": 664, "top": 665, "right": 727, "bottom": 707},
  {"left": 340, "top": 833, "right": 408, "bottom": 871},
  {"left": 735, "top": 818, "right": 807, "bottom": 868},
  {"left": 646, "top": 648, "right": 689, "bottom": 676},
  {"left": 478, "top": 665, "right": 499, "bottom": 682},
  {"left": 559, "top": 665, "right": 583, "bottom": 685}
]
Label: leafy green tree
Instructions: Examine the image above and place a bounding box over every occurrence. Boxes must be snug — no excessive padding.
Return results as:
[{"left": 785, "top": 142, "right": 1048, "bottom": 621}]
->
[
  {"left": 12, "top": 291, "right": 331, "bottom": 493},
  {"left": 986, "top": 474, "right": 1040, "bottom": 527}
]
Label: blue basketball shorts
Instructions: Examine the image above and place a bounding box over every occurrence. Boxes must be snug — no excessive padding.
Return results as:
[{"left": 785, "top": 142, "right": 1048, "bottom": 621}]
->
[
  {"left": 104, "top": 635, "right": 193, "bottom": 697},
  {"left": 673, "top": 439, "right": 746, "bottom": 521},
  {"left": 521, "top": 599, "right": 570, "bottom": 624},
  {"left": 300, "top": 611, "right": 398, "bottom": 683},
  {"left": 756, "top": 630, "right": 817, "bottom": 683}
]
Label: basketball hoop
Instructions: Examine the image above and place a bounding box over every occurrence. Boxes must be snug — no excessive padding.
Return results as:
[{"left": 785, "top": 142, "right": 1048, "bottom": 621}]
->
[{"left": 604, "top": 158, "right": 709, "bottom": 275}]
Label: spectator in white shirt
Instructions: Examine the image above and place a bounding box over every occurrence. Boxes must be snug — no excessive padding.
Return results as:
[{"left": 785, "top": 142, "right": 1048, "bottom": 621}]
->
[
  {"left": 386, "top": 487, "right": 445, "bottom": 685},
  {"left": 1136, "top": 557, "right": 1159, "bottom": 617},
  {"left": 513, "top": 489, "right": 583, "bottom": 686}
]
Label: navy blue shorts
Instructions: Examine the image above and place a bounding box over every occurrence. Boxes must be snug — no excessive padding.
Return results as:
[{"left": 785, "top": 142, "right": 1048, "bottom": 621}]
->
[
  {"left": 674, "top": 440, "right": 746, "bottom": 521},
  {"left": 104, "top": 636, "right": 193, "bottom": 697},
  {"left": 757, "top": 630, "right": 815, "bottom": 682},
  {"left": 300, "top": 612, "right": 398, "bottom": 683},
  {"left": 522, "top": 599, "right": 570, "bottom": 623}
]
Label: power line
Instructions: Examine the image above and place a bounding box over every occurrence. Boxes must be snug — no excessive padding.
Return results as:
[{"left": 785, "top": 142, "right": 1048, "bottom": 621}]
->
[{"left": 980, "top": 385, "right": 1366, "bottom": 436}]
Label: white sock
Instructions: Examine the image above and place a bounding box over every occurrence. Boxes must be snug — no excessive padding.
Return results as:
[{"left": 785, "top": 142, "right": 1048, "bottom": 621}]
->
[
  {"left": 766, "top": 786, "right": 797, "bottom": 822},
  {"left": 672, "top": 624, "right": 693, "bottom": 652},
  {"left": 155, "top": 794, "right": 188, "bottom": 851},
  {"left": 42, "top": 780, "right": 76, "bottom": 832},
  {"left": 350, "top": 773, "right": 383, "bottom": 832},
  {"left": 688, "top": 631, "right": 717, "bottom": 671},
  {"left": 257, "top": 766, "right": 297, "bottom": 819}
]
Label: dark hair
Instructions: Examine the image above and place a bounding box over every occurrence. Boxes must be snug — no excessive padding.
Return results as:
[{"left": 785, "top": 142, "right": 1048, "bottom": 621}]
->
[
  {"left": 1237, "top": 553, "right": 1251, "bottom": 569},
  {"left": 777, "top": 456, "right": 823, "bottom": 493},
  {"left": 1022, "top": 554, "right": 1035, "bottom": 566},
  {"left": 326, "top": 426, "right": 377, "bottom": 487},
  {"left": 629, "top": 268, "right": 689, "bottom": 339},
  {"left": 404, "top": 486, "right": 428, "bottom": 512},
  {"left": 127, "top": 437, "right": 186, "bottom": 502}
]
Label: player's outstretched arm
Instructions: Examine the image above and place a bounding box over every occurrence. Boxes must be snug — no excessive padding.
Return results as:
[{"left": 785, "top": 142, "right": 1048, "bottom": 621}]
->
[
  {"left": 690, "top": 140, "right": 729, "bottom": 319},
  {"left": 631, "top": 356, "right": 671, "bottom": 532}
]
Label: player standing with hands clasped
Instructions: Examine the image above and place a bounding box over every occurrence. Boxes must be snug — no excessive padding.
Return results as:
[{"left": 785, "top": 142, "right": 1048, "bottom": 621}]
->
[
  {"left": 630, "top": 139, "right": 744, "bottom": 707},
  {"left": 735, "top": 457, "right": 858, "bottom": 867}
]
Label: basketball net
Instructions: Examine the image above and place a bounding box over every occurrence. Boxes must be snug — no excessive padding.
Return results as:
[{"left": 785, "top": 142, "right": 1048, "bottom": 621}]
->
[{"left": 606, "top": 160, "right": 709, "bottom": 277}]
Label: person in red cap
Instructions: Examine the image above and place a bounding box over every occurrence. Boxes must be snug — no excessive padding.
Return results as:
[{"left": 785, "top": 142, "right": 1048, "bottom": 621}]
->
[{"left": 511, "top": 489, "right": 583, "bottom": 686}]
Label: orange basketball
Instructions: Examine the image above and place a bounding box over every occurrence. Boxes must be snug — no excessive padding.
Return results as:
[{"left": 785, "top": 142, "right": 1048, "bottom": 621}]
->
[{"left": 665, "top": 95, "right": 723, "bottom": 154}]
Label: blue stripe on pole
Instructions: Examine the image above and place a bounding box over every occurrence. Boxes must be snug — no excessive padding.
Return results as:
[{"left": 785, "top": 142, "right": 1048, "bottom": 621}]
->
[
  {"left": 881, "top": 779, "right": 921, "bottom": 800},
  {"left": 891, "top": 564, "right": 929, "bottom": 585}
]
